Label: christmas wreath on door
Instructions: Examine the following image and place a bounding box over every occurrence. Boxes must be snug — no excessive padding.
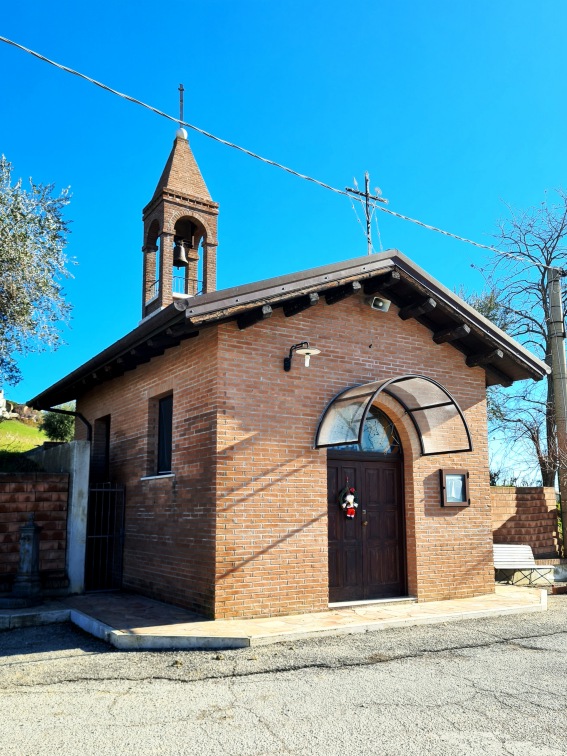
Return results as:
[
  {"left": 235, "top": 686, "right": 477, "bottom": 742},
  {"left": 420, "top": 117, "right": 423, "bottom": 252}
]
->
[{"left": 338, "top": 484, "right": 359, "bottom": 519}]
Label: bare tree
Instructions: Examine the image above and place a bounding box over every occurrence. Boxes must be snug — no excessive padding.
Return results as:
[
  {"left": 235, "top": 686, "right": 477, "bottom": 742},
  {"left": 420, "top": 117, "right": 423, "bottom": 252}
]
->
[{"left": 473, "top": 190, "right": 567, "bottom": 486}]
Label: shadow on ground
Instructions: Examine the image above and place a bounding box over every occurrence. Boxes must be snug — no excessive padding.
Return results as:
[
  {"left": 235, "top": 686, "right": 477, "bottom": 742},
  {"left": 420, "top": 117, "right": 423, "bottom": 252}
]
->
[{"left": 0, "top": 622, "right": 111, "bottom": 659}]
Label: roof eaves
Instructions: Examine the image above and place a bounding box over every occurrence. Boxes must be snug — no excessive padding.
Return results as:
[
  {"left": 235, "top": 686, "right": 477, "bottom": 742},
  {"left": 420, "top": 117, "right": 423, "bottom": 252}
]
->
[
  {"left": 174, "top": 250, "right": 549, "bottom": 381},
  {"left": 28, "top": 304, "right": 187, "bottom": 409},
  {"left": 28, "top": 250, "right": 549, "bottom": 408},
  {"left": 176, "top": 253, "right": 397, "bottom": 325},
  {"left": 391, "top": 252, "right": 550, "bottom": 380}
]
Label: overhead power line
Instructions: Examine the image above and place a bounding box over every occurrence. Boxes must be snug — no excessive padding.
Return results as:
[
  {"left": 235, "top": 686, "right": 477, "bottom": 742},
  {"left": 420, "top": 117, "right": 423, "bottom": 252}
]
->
[
  {"left": 0, "top": 36, "right": 348, "bottom": 198},
  {"left": 0, "top": 34, "right": 558, "bottom": 269}
]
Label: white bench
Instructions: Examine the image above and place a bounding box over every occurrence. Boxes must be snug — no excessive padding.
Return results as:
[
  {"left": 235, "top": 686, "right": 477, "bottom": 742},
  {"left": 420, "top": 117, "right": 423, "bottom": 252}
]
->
[{"left": 493, "top": 544, "right": 555, "bottom": 587}]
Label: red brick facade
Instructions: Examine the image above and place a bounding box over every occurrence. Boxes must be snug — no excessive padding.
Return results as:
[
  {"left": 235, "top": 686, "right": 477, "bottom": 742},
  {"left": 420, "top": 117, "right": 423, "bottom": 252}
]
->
[
  {"left": 491, "top": 486, "right": 560, "bottom": 557},
  {"left": 77, "top": 293, "right": 495, "bottom": 619},
  {"left": 0, "top": 473, "right": 68, "bottom": 590}
]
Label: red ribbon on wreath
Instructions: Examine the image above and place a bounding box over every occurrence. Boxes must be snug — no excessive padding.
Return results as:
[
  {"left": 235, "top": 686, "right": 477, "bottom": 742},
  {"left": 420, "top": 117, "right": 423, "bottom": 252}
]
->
[{"left": 338, "top": 483, "right": 359, "bottom": 519}]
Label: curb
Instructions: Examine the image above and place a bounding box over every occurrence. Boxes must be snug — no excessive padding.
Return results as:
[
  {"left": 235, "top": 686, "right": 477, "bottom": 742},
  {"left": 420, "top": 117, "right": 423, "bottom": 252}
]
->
[
  {"left": 69, "top": 609, "right": 115, "bottom": 642},
  {"left": 0, "top": 607, "right": 70, "bottom": 631},
  {"left": 0, "top": 588, "right": 549, "bottom": 650},
  {"left": 107, "top": 632, "right": 251, "bottom": 650}
]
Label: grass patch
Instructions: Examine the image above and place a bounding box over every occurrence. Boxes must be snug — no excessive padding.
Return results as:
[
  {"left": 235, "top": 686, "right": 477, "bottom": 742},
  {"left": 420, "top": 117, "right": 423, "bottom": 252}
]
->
[
  {"left": 0, "top": 420, "right": 46, "bottom": 472},
  {"left": 0, "top": 419, "right": 47, "bottom": 453}
]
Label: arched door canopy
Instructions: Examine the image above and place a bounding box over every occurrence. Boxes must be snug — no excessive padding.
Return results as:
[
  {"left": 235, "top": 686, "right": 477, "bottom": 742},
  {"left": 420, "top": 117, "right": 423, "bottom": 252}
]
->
[{"left": 315, "top": 374, "right": 473, "bottom": 456}]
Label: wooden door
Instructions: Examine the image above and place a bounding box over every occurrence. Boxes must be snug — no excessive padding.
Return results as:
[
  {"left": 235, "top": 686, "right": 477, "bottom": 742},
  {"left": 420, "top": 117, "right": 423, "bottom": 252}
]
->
[{"left": 328, "top": 456, "right": 405, "bottom": 602}]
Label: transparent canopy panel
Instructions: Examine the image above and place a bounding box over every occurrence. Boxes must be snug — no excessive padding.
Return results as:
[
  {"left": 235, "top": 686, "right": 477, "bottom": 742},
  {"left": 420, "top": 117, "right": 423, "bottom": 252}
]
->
[
  {"left": 315, "top": 375, "right": 472, "bottom": 455},
  {"left": 316, "top": 381, "right": 384, "bottom": 446},
  {"left": 329, "top": 405, "right": 402, "bottom": 454}
]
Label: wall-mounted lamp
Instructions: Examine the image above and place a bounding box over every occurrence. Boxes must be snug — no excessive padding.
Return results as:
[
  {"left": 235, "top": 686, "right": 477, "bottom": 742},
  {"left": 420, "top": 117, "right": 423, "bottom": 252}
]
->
[{"left": 284, "top": 341, "right": 321, "bottom": 371}]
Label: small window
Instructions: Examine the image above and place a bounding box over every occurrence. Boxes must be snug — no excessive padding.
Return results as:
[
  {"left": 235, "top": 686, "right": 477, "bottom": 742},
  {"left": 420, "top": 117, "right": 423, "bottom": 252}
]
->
[
  {"left": 91, "top": 415, "right": 111, "bottom": 482},
  {"left": 440, "top": 469, "right": 469, "bottom": 507},
  {"left": 157, "top": 394, "right": 173, "bottom": 474}
]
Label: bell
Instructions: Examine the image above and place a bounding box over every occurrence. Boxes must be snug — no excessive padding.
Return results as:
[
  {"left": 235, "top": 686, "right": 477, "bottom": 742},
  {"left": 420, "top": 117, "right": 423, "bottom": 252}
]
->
[{"left": 173, "top": 240, "right": 189, "bottom": 268}]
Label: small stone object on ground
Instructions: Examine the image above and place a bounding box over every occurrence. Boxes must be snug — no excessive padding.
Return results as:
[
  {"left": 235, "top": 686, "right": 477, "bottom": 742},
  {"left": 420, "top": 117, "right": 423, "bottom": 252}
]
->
[{"left": 367, "top": 652, "right": 390, "bottom": 663}]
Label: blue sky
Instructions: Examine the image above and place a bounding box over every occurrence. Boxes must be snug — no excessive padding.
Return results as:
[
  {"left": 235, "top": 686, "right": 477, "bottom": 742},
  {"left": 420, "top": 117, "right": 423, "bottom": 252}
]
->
[{"left": 2, "top": 0, "right": 566, "bottom": 404}]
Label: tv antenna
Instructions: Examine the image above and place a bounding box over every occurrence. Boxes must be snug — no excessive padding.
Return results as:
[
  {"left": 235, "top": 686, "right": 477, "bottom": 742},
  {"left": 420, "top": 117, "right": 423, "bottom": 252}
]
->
[{"left": 345, "top": 172, "right": 388, "bottom": 255}]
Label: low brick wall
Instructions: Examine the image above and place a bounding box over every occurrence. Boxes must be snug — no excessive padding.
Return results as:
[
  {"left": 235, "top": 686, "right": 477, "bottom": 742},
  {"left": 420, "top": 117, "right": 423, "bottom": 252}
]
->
[
  {"left": 0, "top": 473, "right": 69, "bottom": 590},
  {"left": 491, "top": 486, "right": 560, "bottom": 557}
]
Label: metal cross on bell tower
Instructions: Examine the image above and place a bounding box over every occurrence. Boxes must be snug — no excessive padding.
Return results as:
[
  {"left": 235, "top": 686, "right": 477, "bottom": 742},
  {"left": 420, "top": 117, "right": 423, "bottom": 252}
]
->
[{"left": 178, "top": 83, "right": 184, "bottom": 128}]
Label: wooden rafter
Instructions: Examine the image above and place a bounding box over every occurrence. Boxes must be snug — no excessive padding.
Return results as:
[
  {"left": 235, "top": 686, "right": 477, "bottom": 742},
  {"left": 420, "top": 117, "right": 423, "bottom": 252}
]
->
[
  {"left": 237, "top": 304, "right": 273, "bottom": 330},
  {"left": 363, "top": 270, "right": 401, "bottom": 295},
  {"left": 398, "top": 297, "right": 437, "bottom": 321},
  {"left": 283, "top": 292, "right": 319, "bottom": 318},
  {"left": 466, "top": 349, "right": 504, "bottom": 368},
  {"left": 324, "top": 281, "right": 361, "bottom": 305},
  {"left": 433, "top": 323, "right": 471, "bottom": 344}
]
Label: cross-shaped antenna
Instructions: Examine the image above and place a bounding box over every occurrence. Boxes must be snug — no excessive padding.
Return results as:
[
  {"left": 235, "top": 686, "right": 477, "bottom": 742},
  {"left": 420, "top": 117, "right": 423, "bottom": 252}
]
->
[
  {"left": 178, "top": 83, "right": 184, "bottom": 127},
  {"left": 345, "top": 172, "right": 388, "bottom": 255}
]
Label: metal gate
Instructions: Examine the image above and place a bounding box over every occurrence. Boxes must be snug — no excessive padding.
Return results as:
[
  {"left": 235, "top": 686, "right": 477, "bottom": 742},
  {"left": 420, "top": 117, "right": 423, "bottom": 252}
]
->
[{"left": 85, "top": 483, "right": 125, "bottom": 591}]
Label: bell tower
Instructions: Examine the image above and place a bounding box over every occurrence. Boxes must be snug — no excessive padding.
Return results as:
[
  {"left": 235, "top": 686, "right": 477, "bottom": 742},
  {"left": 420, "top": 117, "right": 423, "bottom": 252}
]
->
[{"left": 141, "top": 127, "right": 219, "bottom": 318}]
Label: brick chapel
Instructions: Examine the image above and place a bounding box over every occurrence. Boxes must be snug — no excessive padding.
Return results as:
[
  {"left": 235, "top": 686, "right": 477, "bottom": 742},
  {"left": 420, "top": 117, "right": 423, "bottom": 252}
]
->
[{"left": 30, "top": 128, "right": 549, "bottom": 619}]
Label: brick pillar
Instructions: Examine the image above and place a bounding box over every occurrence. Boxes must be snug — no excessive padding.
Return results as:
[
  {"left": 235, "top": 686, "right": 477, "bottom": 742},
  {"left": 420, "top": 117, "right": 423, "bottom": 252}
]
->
[
  {"left": 159, "top": 232, "right": 174, "bottom": 308},
  {"left": 186, "top": 247, "right": 200, "bottom": 296},
  {"left": 142, "top": 244, "right": 158, "bottom": 317},
  {"left": 203, "top": 241, "right": 217, "bottom": 293}
]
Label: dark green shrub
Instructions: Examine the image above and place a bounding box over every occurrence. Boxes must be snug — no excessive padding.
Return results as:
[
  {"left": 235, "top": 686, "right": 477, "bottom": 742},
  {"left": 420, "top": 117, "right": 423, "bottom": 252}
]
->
[{"left": 39, "top": 407, "right": 75, "bottom": 442}]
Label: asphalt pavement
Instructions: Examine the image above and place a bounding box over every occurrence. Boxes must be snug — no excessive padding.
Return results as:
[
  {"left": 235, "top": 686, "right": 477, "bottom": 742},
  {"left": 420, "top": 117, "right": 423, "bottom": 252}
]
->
[{"left": 1, "top": 596, "right": 566, "bottom": 755}]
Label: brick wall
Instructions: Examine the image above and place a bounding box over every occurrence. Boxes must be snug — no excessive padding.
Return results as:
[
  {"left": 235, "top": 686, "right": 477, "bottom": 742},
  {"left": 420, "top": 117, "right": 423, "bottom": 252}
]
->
[
  {"left": 0, "top": 473, "right": 68, "bottom": 590},
  {"left": 491, "top": 486, "right": 560, "bottom": 557},
  {"left": 76, "top": 291, "right": 495, "bottom": 619},
  {"left": 214, "top": 295, "right": 494, "bottom": 618},
  {"left": 77, "top": 328, "right": 219, "bottom": 617}
]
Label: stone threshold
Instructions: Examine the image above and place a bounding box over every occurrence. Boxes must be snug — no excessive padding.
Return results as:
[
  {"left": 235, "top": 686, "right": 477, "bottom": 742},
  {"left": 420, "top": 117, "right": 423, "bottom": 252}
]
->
[{"left": 328, "top": 596, "right": 417, "bottom": 609}]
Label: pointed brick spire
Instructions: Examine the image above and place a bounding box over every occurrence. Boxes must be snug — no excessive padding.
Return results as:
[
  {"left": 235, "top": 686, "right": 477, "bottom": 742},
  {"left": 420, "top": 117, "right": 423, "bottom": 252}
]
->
[{"left": 152, "top": 129, "right": 211, "bottom": 201}]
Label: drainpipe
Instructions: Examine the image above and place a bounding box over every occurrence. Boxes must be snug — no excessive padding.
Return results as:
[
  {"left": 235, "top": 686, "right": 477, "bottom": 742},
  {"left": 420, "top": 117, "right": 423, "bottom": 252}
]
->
[{"left": 42, "top": 406, "right": 93, "bottom": 442}]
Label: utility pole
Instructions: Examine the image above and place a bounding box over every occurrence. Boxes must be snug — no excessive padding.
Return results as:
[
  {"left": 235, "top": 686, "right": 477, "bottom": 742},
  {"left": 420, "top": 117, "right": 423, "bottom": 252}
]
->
[
  {"left": 548, "top": 267, "right": 567, "bottom": 532},
  {"left": 345, "top": 173, "right": 388, "bottom": 255}
]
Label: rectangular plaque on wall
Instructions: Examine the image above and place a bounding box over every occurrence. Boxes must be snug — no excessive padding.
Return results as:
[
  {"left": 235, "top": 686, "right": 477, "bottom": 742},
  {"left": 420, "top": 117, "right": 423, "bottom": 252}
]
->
[{"left": 440, "top": 469, "right": 470, "bottom": 507}]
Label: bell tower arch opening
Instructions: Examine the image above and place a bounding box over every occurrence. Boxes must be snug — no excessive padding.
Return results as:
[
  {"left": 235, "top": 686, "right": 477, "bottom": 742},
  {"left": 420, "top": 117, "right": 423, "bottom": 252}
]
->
[{"left": 172, "top": 216, "right": 208, "bottom": 297}]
